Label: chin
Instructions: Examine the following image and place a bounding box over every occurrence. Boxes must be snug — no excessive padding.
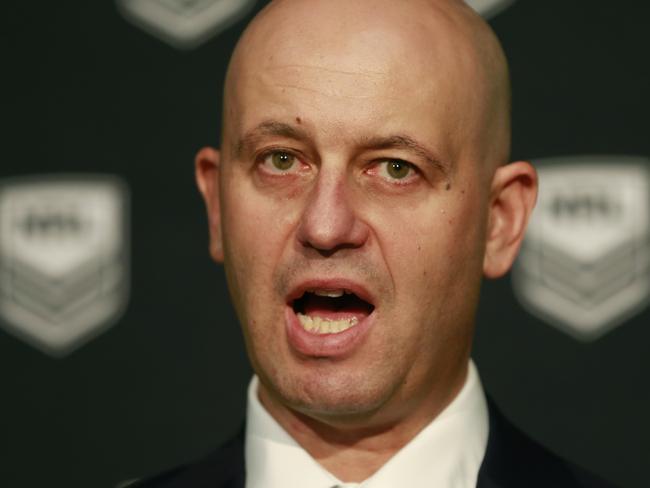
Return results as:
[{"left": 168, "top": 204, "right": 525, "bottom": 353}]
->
[{"left": 269, "top": 366, "right": 396, "bottom": 420}]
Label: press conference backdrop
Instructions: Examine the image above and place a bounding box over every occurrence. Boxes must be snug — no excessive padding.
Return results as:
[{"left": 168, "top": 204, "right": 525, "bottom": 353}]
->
[{"left": 1, "top": 1, "right": 648, "bottom": 486}]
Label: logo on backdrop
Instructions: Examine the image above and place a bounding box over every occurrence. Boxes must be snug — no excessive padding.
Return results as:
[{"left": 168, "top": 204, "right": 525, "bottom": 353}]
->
[
  {"left": 464, "top": 0, "right": 516, "bottom": 19},
  {"left": 512, "top": 156, "right": 650, "bottom": 341},
  {"left": 0, "top": 175, "right": 130, "bottom": 357},
  {"left": 117, "top": 0, "right": 257, "bottom": 50}
]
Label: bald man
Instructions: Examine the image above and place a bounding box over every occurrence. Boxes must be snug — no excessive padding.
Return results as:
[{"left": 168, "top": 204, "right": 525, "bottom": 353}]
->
[{"left": 131, "top": 0, "right": 613, "bottom": 487}]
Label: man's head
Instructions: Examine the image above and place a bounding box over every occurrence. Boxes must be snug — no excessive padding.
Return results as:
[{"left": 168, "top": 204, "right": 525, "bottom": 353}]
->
[{"left": 196, "top": 0, "right": 537, "bottom": 430}]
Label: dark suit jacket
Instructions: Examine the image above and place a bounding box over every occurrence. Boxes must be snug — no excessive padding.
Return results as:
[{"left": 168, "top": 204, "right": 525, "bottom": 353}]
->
[{"left": 129, "top": 399, "right": 615, "bottom": 487}]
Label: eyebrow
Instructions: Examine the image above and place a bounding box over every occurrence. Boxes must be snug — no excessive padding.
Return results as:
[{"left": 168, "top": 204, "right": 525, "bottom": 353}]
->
[
  {"left": 233, "top": 120, "right": 449, "bottom": 176},
  {"left": 358, "top": 135, "right": 450, "bottom": 177},
  {"left": 234, "top": 120, "right": 309, "bottom": 158}
]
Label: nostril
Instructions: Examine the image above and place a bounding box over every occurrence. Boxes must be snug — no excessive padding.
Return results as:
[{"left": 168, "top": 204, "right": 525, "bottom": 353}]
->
[{"left": 307, "top": 244, "right": 345, "bottom": 258}]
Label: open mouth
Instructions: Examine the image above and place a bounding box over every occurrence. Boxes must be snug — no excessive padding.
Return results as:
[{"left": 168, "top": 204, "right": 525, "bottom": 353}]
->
[{"left": 291, "top": 289, "right": 375, "bottom": 335}]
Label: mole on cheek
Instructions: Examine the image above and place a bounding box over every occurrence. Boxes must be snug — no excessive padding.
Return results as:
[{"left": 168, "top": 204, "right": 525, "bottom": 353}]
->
[
  {"left": 445, "top": 182, "right": 451, "bottom": 191},
  {"left": 296, "top": 116, "right": 302, "bottom": 124}
]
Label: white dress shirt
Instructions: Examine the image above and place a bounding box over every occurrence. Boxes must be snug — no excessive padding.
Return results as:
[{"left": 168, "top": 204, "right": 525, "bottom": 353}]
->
[{"left": 245, "top": 360, "right": 489, "bottom": 488}]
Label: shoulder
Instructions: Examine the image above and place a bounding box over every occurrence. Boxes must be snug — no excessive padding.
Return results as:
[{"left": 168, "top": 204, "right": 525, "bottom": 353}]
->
[
  {"left": 120, "top": 400, "right": 617, "bottom": 488},
  {"left": 478, "top": 398, "right": 617, "bottom": 488},
  {"left": 122, "top": 427, "right": 245, "bottom": 488}
]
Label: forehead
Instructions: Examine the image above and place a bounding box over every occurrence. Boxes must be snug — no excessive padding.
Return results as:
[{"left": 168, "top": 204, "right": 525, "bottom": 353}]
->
[{"left": 225, "top": 0, "right": 487, "bottom": 155}]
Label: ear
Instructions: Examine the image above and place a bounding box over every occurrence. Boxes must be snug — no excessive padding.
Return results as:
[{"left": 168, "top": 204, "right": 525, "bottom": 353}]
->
[
  {"left": 483, "top": 161, "right": 538, "bottom": 278},
  {"left": 195, "top": 146, "right": 224, "bottom": 262}
]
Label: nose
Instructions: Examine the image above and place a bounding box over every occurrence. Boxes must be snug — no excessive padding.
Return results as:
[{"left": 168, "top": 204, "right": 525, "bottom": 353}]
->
[{"left": 296, "top": 171, "right": 369, "bottom": 255}]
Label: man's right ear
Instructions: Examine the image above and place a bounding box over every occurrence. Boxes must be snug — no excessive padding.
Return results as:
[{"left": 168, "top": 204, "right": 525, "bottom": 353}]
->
[{"left": 195, "top": 147, "right": 223, "bottom": 262}]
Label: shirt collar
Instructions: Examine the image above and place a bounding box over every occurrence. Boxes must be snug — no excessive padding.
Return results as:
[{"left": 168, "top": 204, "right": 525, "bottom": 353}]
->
[{"left": 245, "top": 360, "right": 489, "bottom": 488}]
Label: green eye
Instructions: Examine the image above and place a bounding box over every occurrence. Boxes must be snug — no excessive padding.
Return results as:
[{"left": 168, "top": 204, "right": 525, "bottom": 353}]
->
[
  {"left": 271, "top": 152, "right": 295, "bottom": 171},
  {"left": 386, "top": 160, "right": 411, "bottom": 179}
]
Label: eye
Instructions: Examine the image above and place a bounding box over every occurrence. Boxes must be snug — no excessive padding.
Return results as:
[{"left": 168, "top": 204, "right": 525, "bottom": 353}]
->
[
  {"left": 260, "top": 151, "right": 299, "bottom": 174},
  {"left": 377, "top": 159, "right": 416, "bottom": 182}
]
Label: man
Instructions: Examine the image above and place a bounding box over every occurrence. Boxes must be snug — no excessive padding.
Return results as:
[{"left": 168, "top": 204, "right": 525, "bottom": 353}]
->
[{"left": 133, "top": 0, "right": 614, "bottom": 486}]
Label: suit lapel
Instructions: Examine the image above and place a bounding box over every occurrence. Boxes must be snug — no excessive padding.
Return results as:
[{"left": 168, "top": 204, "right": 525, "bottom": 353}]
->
[{"left": 475, "top": 397, "right": 594, "bottom": 488}]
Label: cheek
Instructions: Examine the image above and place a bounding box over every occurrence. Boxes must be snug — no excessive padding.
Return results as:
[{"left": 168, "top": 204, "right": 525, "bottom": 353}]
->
[
  {"left": 376, "top": 190, "right": 485, "bottom": 309},
  {"left": 221, "top": 185, "right": 268, "bottom": 308},
  {"left": 221, "top": 185, "right": 291, "bottom": 366},
  {"left": 221, "top": 177, "right": 303, "bottom": 314}
]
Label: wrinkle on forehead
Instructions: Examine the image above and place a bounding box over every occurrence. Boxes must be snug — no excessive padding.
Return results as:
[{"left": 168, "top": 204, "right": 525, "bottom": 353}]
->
[{"left": 262, "top": 64, "right": 392, "bottom": 101}]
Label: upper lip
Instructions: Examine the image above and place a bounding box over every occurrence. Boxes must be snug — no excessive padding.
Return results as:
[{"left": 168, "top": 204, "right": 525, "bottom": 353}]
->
[{"left": 286, "top": 278, "right": 375, "bottom": 307}]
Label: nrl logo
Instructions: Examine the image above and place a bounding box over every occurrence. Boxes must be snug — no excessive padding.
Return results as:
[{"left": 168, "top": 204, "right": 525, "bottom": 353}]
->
[
  {"left": 0, "top": 175, "right": 130, "bottom": 357},
  {"left": 117, "top": 0, "right": 257, "bottom": 50},
  {"left": 464, "top": 0, "right": 516, "bottom": 19},
  {"left": 512, "top": 156, "right": 650, "bottom": 341}
]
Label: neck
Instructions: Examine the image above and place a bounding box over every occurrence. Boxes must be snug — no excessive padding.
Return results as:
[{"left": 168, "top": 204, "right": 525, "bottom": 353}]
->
[{"left": 257, "top": 365, "right": 468, "bottom": 483}]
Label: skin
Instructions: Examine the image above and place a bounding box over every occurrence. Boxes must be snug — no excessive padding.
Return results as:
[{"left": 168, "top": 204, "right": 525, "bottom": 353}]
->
[{"left": 196, "top": 0, "right": 538, "bottom": 482}]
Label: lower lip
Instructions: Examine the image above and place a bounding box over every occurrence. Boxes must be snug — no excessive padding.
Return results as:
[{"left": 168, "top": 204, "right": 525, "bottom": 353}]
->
[{"left": 285, "top": 306, "right": 375, "bottom": 359}]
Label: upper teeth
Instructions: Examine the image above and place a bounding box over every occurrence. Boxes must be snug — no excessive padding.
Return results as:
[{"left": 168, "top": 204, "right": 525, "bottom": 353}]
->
[{"left": 313, "top": 289, "right": 345, "bottom": 298}]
